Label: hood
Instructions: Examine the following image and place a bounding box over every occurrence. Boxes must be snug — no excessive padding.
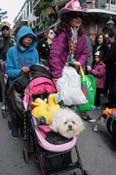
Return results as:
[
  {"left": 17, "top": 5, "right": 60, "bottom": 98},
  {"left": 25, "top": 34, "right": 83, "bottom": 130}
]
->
[{"left": 16, "top": 25, "right": 38, "bottom": 51}]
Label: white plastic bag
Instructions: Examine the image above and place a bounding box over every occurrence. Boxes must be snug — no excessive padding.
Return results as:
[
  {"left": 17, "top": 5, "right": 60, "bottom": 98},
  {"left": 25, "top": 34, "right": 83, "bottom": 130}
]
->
[{"left": 56, "top": 66, "right": 88, "bottom": 106}]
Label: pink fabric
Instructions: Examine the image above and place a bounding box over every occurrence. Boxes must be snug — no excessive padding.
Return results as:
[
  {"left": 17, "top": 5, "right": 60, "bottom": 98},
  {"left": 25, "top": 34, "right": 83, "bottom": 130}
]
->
[
  {"left": 23, "top": 77, "right": 56, "bottom": 110},
  {"left": 35, "top": 127, "right": 77, "bottom": 152},
  {"left": 91, "top": 61, "right": 106, "bottom": 89},
  {"left": 32, "top": 117, "right": 77, "bottom": 152},
  {"left": 38, "top": 125, "right": 52, "bottom": 138},
  {"left": 29, "top": 77, "right": 56, "bottom": 95}
]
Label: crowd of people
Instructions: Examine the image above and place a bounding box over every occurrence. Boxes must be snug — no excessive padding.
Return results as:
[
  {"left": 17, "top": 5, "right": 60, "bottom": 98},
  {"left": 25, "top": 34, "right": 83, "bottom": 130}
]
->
[{"left": 0, "top": 0, "right": 116, "bottom": 139}]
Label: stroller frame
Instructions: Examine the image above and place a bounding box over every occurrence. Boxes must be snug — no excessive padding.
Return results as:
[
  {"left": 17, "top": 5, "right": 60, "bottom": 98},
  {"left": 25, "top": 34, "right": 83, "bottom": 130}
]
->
[
  {"left": 1, "top": 60, "right": 10, "bottom": 119},
  {"left": 23, "top": 110, "right": 88, "bottom": 175}
]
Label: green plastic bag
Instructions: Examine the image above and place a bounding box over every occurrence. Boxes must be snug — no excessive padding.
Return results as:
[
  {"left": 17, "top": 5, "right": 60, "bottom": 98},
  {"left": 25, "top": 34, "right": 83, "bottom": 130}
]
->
[{"left": 76, "top": 74, "right": 96, "bottom": 112}]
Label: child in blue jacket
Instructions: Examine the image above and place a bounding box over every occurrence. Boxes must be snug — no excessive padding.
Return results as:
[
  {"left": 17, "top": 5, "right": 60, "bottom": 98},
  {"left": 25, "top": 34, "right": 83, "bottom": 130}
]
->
[{"left": 5, "top": 25, "right": 39, "bottom": 138}]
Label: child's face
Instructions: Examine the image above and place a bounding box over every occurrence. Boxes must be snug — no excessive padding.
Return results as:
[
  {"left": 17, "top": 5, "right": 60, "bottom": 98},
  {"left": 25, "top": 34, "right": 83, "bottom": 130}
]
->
[
  {"left": 48, "top": 29, "right": 55, "bottom": 39},
  {"left": 21, "top": 36, "right": 33, "bottom": 47},
  {"left": 94, "top": 55, "right": 100, "bottom": 63}
]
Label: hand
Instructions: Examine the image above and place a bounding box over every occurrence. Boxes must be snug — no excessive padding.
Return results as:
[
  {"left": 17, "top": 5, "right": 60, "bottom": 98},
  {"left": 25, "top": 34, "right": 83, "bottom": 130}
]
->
[
  {"left": 52, "top": 77, "right": 61, "bottom": 91},
  {"left": 87, "top": 65, "right": 91, "bottom": 71},
  {"left": 75, "top": 61, "right": 81, "bottom": 66},
  {"left": 21, "top": 66, "right": 30, "bottom": 73},
  {"left": 52, "top": 78, "right": 59, "bottom": 83},
  {"left": 68, "top": 61, "right": 81, "bottom": 67}
]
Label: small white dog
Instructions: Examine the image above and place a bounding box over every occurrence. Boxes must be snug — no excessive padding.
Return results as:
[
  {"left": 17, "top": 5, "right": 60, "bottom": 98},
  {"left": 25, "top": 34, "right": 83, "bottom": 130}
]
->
[{"left": 50, "top": 108, "right": 85, "bottom": 138}]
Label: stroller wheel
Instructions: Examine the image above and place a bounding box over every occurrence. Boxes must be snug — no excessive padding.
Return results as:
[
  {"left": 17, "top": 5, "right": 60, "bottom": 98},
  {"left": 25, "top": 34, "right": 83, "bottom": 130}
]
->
[
  {"left": 106, "top": 116, "right": 113, "bottom": 135},
  {"left": 112, "top": 120, "right": 116, "bottom": 146},
  {"left": 23, "top": 148, "right": 29, "bottom": 164}
]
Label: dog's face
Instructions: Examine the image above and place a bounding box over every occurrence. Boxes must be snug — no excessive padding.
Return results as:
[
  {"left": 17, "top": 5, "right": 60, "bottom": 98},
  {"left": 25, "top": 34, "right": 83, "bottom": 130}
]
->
[{"left": 51, "top": 108, "right": 85, "bottom": 138}]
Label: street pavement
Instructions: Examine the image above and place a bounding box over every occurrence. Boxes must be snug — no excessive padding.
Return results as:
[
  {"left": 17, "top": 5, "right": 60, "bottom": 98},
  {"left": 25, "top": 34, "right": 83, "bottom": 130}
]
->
[{"left": 0, "top": 100, "right": 116, "bottom": 175}]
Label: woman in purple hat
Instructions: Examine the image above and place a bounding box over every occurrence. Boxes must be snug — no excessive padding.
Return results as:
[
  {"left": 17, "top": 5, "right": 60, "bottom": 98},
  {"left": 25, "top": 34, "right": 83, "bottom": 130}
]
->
[{"left": 48, "top": 0, "right": 92, "bottom": 121}]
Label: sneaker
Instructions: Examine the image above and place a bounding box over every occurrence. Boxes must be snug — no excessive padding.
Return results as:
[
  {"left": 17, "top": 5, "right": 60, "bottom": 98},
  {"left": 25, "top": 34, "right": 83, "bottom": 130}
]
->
[
  {"left": 93, "top": 106, "right": 102, "bottom": 110},
  {"left": 96, "top": 106, "right": 102, "bottom": 110},
  {"left": 12, "top": 132, "right": 19, "bottom": 139},
  {"left": 12, "top": 128, "right": 19, "bottom": 139},
  {"left": 12, "top": 135, "right": 19, "bottom": 140},
  {"left": 1, "top": 105, "right": 5, "bottom": 110},
  {"left": 80, "top": 112, "right": 92, "bottom": 121}
]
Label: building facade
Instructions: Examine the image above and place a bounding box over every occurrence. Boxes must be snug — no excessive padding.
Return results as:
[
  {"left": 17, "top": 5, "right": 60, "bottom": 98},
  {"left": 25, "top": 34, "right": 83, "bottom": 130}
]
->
[{"left": 13, "top": 0, "right": 116, "bottom": 44}]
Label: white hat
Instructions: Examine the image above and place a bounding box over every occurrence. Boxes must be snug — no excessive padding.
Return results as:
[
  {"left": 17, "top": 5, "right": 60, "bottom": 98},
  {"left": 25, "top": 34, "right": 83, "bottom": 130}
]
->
[
  {"left": 95, "top": 51, "right": 100, "bottom": 56},
  {"left": 1, "top": 21, "right": 11, "bottom": 29}
]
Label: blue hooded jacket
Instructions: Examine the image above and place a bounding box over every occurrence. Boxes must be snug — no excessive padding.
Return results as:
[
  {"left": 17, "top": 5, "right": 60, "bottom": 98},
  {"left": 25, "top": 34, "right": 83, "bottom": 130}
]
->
[{"left": 5, "top": 25, "right": 39, "bottom": 83}]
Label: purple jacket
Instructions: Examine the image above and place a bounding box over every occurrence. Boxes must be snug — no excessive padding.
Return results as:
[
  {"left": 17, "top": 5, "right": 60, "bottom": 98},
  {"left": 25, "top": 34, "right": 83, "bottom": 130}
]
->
[
  {"left": 91, "top": 61, "right": 106, "bottom": 89},
  {"left": 48, "top": 29, "right": 88, "bottom": 78}
]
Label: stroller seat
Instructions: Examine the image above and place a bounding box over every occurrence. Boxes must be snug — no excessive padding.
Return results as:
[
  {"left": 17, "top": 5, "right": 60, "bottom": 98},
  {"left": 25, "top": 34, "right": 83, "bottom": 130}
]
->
[{"left": 33, "top": 118, "right": 77, "bottom": 152}]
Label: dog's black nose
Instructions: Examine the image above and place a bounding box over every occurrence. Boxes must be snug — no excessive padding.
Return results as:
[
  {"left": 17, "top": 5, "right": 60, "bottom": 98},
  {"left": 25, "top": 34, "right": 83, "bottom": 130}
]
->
[{"left": 68, "top": 125, "right": 72, "bottom": 130}]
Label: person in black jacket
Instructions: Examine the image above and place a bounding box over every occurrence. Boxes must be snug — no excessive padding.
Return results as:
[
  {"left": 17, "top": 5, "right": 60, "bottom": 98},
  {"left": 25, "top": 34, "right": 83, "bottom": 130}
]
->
[
  {"left": 105, "top": 29, "right": 116, "bottom": 107},
  {"left": 92, "top": 33, "right": 109, "bottom": 95},
  {"left": 0, "top": 21, "right": 15, "bottom": 106},
  {"left": 0, "top": 21, "right": 15, "bottom": 60},
  {"left": 92, "top": 33, "right": 109, "bottom": 64}
]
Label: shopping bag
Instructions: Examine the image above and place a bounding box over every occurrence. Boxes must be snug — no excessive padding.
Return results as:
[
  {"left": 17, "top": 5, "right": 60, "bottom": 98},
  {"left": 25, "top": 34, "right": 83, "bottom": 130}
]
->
[
  {"left": 56, "top": 66, "right": 88, "bottom": 106},
  {"left": 76, "top": 66, "right": 96, "bottom": 112}
]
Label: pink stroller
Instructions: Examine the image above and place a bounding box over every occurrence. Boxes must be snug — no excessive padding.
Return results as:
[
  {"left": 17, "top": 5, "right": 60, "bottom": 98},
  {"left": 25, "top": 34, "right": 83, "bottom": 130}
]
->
[{"left": 10, "top": 65, "right": 88, "bottom": 175}]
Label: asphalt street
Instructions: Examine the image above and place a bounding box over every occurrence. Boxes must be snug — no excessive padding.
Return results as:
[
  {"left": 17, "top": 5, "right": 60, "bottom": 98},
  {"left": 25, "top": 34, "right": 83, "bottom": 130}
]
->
[{"left": 0, "top": 100, "right": 116, "bottom": 175}]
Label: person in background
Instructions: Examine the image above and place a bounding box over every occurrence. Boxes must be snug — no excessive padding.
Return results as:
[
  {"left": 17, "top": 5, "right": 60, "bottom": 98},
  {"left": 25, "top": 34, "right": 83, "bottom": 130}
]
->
[
  {"left": 92, "top": 33, "right": 109, "bottom": 63},
  {"left": 92, "top": 33, "right": 109, "bottom": 96},
  {"left": 104, "top": 29, "right": 116, "bottom": 108},
  {"left": 0, "top": 21, "right": 15, "bottom": 107},
  {"left": 38, "top": 28, "right": 55, "bottom": 65},
  {"left": 87, "top": 51, "right": 106, "bottom": 109},
  {"left": 48, "top": 0, "right": 92, "bottom": 121},
  {"left": 5, "top": 25, "right": 39, "bottom": 138}
]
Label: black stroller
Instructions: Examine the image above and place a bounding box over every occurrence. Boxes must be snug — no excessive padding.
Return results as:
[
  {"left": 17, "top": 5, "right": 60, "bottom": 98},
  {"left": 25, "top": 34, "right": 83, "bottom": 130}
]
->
[
  {"left": 105, "top": 112, "right": 116, "bottom": 147},
  {"left": 10, "top": 64, "right": 88, "bottom": 175}
]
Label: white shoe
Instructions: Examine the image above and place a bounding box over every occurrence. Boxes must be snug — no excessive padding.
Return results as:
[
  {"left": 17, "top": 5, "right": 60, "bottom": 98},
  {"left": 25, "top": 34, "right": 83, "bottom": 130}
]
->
[{"left": 1, "top": 105, "right": 5, "bottom": 110}]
